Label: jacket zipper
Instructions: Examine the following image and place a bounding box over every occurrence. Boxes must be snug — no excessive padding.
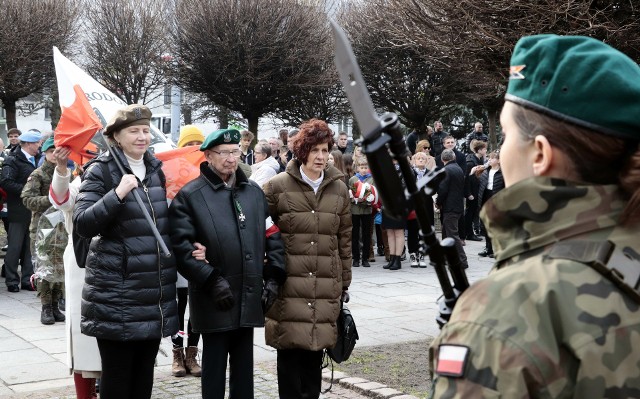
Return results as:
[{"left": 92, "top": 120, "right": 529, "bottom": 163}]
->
[{"left": 142, "top": 180, "right": 164, "bottom": 336}]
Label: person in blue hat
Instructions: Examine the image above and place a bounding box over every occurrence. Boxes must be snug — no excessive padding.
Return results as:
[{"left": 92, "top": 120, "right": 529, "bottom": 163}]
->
[
  {"left": 0, "top": 128, "right": 42, "bottom": 292},
  {"left": 429, "top": 35, "right": 640, "bottom": 397},
  {"left": 169, "top": 128, "right": 286, "bottom": 399}
]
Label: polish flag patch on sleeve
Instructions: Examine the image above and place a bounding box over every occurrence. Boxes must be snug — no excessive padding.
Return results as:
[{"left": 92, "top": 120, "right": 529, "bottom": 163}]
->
[{"left": 435, "top": 344, "right": 470, "bottom": 378}]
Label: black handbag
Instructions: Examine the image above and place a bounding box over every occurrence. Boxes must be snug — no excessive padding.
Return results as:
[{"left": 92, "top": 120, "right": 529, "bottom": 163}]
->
[{"left": 327, "top": 302, "right": 359, "bottom": 363}]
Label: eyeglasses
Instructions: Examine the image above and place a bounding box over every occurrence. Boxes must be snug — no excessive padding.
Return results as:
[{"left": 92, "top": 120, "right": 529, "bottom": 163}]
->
[{"left": 211, "top": 149, "right": 242, "bottom": 158}]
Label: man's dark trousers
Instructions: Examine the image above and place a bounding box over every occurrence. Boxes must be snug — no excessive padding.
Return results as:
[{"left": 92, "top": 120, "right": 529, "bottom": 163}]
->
[
  {"left": 4, "top": 221, "right": 32, "bottom": 287},
  {"left": 201, "top": 328, "right": 253, "bottom": 399},
  {"left": 442, "top": 212, "right": 468, "bottom": 267}
]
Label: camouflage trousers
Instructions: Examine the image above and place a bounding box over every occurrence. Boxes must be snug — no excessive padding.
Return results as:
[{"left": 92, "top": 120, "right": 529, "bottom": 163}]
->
[{"left": 38, "top": 280, "right": 64, "bottom": 305}]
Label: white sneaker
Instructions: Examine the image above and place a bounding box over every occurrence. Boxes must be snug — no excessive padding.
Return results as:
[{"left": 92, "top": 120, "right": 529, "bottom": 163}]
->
[
  {"left": 410, "top": 253, "right": 419, "bottom": 267},
  {"left": 418, "top": 254, "right": 427, "bottom": 268}
]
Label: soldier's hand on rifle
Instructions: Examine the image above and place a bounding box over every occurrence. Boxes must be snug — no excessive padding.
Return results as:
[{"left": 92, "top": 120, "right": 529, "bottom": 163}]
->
[
  {"left": 115, "top": 174, "right": 138, "bottom": 201},
  {"left": 210, "top": 276, "right": 235, "bottom": 311},
  {"left": 261, "top": 279, "right": 279, "bottom": 313}
]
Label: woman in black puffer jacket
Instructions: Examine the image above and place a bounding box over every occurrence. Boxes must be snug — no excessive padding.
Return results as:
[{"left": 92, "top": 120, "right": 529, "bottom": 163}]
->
[{"left": 73, "top": 104, "right": 179, "bottom": 399}]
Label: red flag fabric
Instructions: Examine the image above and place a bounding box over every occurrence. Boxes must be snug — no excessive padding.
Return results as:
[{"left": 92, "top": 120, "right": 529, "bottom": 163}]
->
[
  {"left": 155, "top": 146, "right": 206, "bottom": 200},
  {"left": 54, "top": 84, "right": 102, "bottom": 164}
]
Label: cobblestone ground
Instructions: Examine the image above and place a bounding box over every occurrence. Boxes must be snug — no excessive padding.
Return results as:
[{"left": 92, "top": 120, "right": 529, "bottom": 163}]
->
[{"left": 0, "top": 362, "right": 368, "bottom": 399}]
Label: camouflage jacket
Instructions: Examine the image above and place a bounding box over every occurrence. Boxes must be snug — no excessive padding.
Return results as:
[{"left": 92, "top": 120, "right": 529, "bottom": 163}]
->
[
  {"left": 21, "top": 160, "right": 56, "bottom": 242},
  {"left": 429, "top": 177, "right": 640, "bottom": 398}
]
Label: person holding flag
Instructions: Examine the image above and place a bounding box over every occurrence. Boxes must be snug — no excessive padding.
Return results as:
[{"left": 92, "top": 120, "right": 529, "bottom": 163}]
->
[{"left": 73, "top": 104, "right": 179, "bottom": 399}]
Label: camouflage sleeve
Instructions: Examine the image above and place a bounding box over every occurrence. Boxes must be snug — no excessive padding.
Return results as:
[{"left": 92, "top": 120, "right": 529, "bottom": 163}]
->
[
  {"left": 429, "top": 321, "right": 545, "bottom": 399},
  {"left": 21, "top": 172, "right": 51, "bottom": 213}
]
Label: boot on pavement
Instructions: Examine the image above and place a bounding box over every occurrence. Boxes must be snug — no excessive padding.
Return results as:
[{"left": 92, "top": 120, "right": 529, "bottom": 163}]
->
[
  {"left": 383, "top": 255, "right": 396, "bottom": 270},
  {"left": 172, "top": 347, "right": 186, "bottom": 377},
  {"left": 185, "top": 346, "right": 202, "bottom": 377},
  {"left": 52, "top": 302, "right": 66, "bottom": 322},
  {"left": 389, "top": 256, "right": 402, "bottom": 270},
  {"left": 41, "top": 305, "right": 55, "bottom": 325}
]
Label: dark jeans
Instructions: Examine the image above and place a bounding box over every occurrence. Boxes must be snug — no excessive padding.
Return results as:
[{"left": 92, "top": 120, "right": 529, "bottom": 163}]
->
[
  {"left": 4, "top": 221, "right": 32, "bottom": 287},
  {"left": 407, "top": 218, "right": 419, "bottom": 254},
  {"left": 464, "top": 197, "right": 479, "bottom": 238},
  {"left": 173, "top": 287, "right": 200, "bottom": 348},
  {"left": 201, "top": 328, "right": 254, "bottom": 399},
  {"left": 351, "top": 214, "right": 371, "bottom": 261},
  {"left": 96, "top": 338, "right": 160, "bottom": 399},
  {"left": 442, "top": 212, "right": 468, "bottom": 267},
  {"left": 277, "top": 348, "right": 324, "bottom": 399}
]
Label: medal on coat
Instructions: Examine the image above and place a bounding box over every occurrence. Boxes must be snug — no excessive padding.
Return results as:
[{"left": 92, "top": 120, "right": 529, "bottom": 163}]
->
[{"left": 234, "top": 200, "right": 246, "bottom": 222}]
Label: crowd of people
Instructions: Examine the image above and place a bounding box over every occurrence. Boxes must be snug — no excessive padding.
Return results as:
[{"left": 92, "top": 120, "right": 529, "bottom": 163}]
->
[
  {"left": 0, "top": 104, "right": 498, "bottom": 399},
  {"left": 2, "top": 32, "right": 639, "bottom": 399}
]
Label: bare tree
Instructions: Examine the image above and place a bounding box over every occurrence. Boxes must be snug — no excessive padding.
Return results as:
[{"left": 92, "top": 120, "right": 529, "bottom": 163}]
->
[
  {"left": 386, "top": 0, "right": 640, "bottom": 148},
  {"left": 339, "top": 1, "right": 463, "bottom": 135},
  {"left": 83, "top": 0, "right": 171, "bottom": 104},
  {"left": 271, "top": 76, "right": 350, "bottom": 127},
  {"left": 0, "top": 0, "right": 79, "bottom": 129},
  {"left": 172, "top": 0, "right": 331, "bottom": 134}
]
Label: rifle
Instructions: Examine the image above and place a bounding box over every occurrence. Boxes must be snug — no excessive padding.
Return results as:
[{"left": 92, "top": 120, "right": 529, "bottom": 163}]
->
[{"left": 331, "top": 21, "right": 469, "bottom": 327}]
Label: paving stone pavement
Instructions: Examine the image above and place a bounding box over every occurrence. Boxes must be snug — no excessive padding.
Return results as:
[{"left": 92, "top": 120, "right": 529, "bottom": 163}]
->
[{"left": 0, "top": 239, "right": 492, "bottom": 398}]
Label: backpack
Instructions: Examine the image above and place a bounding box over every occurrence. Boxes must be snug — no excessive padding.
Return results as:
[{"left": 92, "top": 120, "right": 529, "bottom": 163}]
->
[{"left": 73, "top": 159, "right": 166, "bottom": 268}]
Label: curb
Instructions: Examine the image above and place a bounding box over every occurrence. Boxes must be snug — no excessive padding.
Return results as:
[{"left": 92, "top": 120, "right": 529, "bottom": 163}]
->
[{"left": 322, "top": 369, "right": 420, "bottom": 399}]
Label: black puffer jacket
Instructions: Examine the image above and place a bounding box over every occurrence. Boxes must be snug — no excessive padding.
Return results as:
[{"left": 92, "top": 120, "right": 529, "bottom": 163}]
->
[
  {"left": 73, "top": 149, "right": 179, "bottom": 341},
  {"left": 0, "top": 146, "right": 39, "bottom": 223},
  {"left": 169, "top": 163, "right": 286, "bottom": 333}
]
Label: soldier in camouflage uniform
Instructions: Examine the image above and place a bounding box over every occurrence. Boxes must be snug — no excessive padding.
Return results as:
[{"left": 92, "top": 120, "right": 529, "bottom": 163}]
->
[
  {"left": 21, "top": 137, "right": 66, "bottom": 325},
  {"left": 429, "top": 35, "right": 640, "bottom": 398}
]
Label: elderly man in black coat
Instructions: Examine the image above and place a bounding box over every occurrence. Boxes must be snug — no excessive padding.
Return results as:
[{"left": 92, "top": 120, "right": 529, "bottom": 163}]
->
[
  {"left": 169, "top": 128, "right": 286, "bottom": 399},
  {"left": 436, "top": 149, "right": 469, "bottom": 269}
]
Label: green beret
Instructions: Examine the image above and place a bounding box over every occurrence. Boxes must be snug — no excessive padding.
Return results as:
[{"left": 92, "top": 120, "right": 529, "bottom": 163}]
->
[
  {"left": 506, "top": 34, "right": 640, "bottom": 141},
  {"left": 200, "top": 129, "right": 241, "bottom": 151},
  {"left": 105, "top": 104, "right": 152, "bottom": 137},
  {"left": 41, "top": 136, "right": 55, "bottom": 152}
]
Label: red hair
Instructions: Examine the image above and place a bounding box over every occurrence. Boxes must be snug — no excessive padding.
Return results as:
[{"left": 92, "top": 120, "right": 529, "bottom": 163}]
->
[{"left": 292, "top": 119, "right": 334, "bottom": 164}]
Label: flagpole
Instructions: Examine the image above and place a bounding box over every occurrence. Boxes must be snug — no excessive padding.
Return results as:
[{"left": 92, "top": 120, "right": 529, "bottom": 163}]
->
[{"left": 106, "top": 140, "right": 172, "bottom": 258}]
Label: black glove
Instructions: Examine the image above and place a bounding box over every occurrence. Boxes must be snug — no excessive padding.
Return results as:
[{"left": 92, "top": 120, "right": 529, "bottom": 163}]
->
[
  {"left": 341, "top": 289, "right": 350, "bottom": 303},
  {"left": 261, "top": 279, "right": 279, "bottom": 314},
  {"left": 210, "top": 276, "right": 235, "bottom": 311}
]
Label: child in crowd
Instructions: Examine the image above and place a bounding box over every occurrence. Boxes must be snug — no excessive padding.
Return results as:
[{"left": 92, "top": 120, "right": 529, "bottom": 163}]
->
[{"left": 348, "top": 158, "right": 376, "bottom": 267}]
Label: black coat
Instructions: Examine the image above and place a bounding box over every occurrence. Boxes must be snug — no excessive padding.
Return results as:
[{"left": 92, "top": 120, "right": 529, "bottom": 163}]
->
[
  {"left": 465, "top": 131, "right": 489, "bottom": 152},
  {"left": 478, "top": 167, "right": 505, "bottom": 206},
  {"left": 73, "top": 149, "right": 179, "bottom": 341},
  {"left": 0, "top": 146, "right": 39, "bottom": 223},
  {"left": 169, "top": 163, "right": 286, "bottom": 333},
  {"left": 436, "top": 162, "right": 465, "bottom": 214},
  {"left": 464, "top": 153, "right": 484, "bottom": 198},
  {"left": 436, "top": 148, "right": 466, "bottom": 172}
]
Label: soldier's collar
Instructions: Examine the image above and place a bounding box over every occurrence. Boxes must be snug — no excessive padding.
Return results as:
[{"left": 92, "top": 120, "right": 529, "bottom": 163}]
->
[{"left": 481, "top": 177, "right": 623, "bottom": 262}]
